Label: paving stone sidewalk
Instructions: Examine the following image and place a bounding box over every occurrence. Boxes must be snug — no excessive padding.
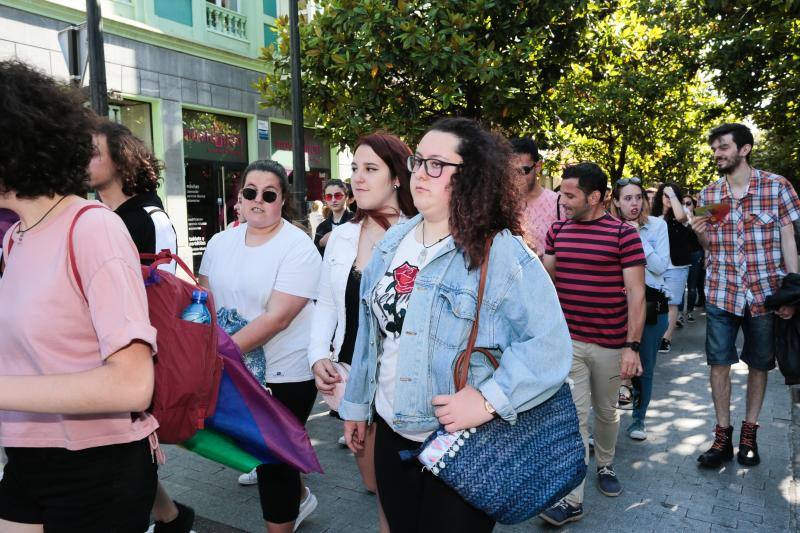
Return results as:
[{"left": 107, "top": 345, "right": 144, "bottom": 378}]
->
[{"left": 158, "top": 311, "right": 799, "bottom": 532}]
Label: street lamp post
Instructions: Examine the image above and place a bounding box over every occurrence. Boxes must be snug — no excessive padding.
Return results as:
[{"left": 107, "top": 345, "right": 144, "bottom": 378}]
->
[
  {"left": 86, "top": 0, "right": 108, "bottom": 116},
  {"left": 289, "top": 0, "right": 307, "bottom": 220}
]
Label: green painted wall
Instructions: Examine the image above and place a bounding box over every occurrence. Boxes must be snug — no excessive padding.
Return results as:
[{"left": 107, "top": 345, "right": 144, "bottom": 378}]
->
[{"left": 154, "top": 0, "right": 192, "bottom": 27}]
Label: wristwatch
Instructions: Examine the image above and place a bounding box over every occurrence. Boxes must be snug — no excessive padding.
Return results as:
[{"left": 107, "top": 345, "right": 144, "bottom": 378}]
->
[{"left": 623, "top": 341, "right": 641, "bottom": 352}]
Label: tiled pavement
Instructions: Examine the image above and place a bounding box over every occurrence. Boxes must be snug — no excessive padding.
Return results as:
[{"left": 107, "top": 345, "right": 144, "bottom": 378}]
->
[{"left": 158, "top": 311, "right": 799, "bottom": 532}]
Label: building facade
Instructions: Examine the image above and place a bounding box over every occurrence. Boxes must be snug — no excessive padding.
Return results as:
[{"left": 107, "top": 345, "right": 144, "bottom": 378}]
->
[{"left": 0, "top": 0, "right": 337, "bottom": 270}]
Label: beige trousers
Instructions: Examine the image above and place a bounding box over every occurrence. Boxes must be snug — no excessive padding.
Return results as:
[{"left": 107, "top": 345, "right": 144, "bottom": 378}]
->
[{"left": 564, "top": 340, "right": 621, "bottom": 506}]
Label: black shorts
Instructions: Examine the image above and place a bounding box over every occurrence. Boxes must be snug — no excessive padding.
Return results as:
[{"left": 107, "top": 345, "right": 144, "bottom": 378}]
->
[
  {"left": 256, "top": 379, "right": 317, "bottom": 524},
  {"left": 0, "top": 438, "right": 157, "bottom": 532},
  {"left": 373, "top": 417, "right": 495, "bottom": 533}
]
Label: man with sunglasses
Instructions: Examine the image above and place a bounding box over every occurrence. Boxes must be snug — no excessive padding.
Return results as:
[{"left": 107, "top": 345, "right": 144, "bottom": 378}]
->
[
  {"left": 314, "top": 179, "right": 353, "bottom": 255},
  {"left": 511, "top": 137, "right": 560, "bottom": 257}
]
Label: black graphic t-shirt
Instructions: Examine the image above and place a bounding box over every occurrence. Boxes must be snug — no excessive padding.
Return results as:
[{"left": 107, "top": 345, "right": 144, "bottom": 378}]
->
[{"left": 371, "top": 224, "right": 452, "bottom": 441}]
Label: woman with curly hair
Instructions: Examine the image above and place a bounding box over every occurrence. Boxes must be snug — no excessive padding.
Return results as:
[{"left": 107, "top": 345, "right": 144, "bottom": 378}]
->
[
  {"left": 651, "top": 182, "right": 690, "bottom": 353},
  {"left": 89, "top": 119, "right": 178, "bottom": 274},
  {"left": 0, "top": 61, "right": 159, "bottom": 531},
  {"left": 339, "top": 117, "right": 572, "bottom": 532}
]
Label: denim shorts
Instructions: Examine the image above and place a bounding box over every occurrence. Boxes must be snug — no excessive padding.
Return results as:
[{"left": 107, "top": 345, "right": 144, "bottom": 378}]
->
[
  {"left": 663, "top": 265, "right": 690, "bottom": 306},
  {"left": 705, "top": 303, "right": 775, "bottom": 370}
]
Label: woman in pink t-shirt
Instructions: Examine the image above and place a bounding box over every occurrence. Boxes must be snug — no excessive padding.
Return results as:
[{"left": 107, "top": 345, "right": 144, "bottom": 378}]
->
[{"left": 0, "top": 61, "right": 159, "bottom": 531}]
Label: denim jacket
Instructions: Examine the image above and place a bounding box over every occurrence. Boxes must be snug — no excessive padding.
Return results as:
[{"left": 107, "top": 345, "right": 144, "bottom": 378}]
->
[{"left": 339, "top": 215, "right": 573, "bottom": 432}]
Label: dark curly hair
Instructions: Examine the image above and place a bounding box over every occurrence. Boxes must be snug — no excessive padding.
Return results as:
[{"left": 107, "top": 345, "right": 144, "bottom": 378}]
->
[
  {"left": 428, "top": 117, "right": 527, "bottom": 268},
  {"left": 651, "top": 182, "right": 685, "bottom": 221},
  {"left": 351, "top": 132, "right": 418, "bottom": 229},
  {"left": 240, "top": 159, "right": 296, "bottom": 220},
  {"left": 94, "top": 119, "right": 163, "bottom": 196},
  {"left": 0, "top": 61, "right": 93, "bottom": 199}
]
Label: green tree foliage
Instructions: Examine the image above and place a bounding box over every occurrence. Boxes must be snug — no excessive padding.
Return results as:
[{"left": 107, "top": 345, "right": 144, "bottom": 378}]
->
[
  {"left": 701, "top": 0, "right": 800, "bottom": 185},
  {"left": 257, "top": 0, "right": 593, "bottom": 147},
  {"left": 542, "top": 0, "right": 725, "bottom": 188}
]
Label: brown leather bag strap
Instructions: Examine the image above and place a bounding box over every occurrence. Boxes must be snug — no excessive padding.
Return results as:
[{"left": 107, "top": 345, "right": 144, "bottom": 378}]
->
[{"left": 454, "top": 237, "right": 495, "bottom": 391}]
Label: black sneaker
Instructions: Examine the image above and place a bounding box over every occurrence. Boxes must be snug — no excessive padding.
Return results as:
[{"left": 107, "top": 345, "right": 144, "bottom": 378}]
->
[
  {"left": 658, "top": 338, "right": 671, "bottom": 353},
  {"left": 539, "top": 499, "right": 584, "bottom": 527},
  {"left": 153, "top": 501, "right": 195, "bottom": 533},
  {"left": 697, "top": 424, "right": 734, "bottom": 468},
  {"left": 676, "top": 316, "right": 684, "bottom": 329},
  {"left": 597, "top": 465, "right": 622, "bottom": 497},
  {"left": 737, "top": 421, "right": 760, "bottom": 466},
  {"left": 686, "top": 312, "right": 695, "bottom": 323}
]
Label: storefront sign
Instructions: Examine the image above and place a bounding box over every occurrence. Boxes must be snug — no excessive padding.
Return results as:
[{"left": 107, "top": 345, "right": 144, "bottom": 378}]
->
[
  {"left": 257, "top": 119, "right": 269, "bottom": 140},
  {"left": 183, "top": 110, "right": 247, "bottom": 163}
]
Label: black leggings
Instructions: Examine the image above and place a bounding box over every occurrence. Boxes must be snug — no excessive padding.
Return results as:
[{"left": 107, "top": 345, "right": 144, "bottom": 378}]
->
[
  {"left": 256, "top": 379, "right": 317, "bottom": 523},
  {"left": 374, "top": 417, "right": 495, "bottom": 533}
]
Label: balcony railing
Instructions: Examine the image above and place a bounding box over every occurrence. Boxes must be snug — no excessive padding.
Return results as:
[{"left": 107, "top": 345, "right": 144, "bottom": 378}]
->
[{"left": 206, "top": 3, "right": 247, "bottom": 41}]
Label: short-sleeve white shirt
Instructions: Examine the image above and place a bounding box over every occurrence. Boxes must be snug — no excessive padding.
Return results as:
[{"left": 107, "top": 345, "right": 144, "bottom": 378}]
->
[{"left": 200, "top": 221, "right": 321, "bottom": 382}]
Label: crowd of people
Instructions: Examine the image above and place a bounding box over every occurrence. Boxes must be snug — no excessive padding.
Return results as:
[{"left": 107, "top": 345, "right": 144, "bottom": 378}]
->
[{"left": 1, "top": 59, "right": 799, "bottom": 533}]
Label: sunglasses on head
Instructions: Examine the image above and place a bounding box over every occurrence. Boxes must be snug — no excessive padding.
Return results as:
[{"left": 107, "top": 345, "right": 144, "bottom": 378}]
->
[
  {"left": 615, "top": 177, "right": 642, "bottom": 187},
  {"left": 324, "top": 192, "right": 345, "bottom": 202},
  {"left": 519, "top": 165, "right": 535, "bottom": 175},
  {"left": 241, "top": 187, "right": 278, "bottom": 203}
]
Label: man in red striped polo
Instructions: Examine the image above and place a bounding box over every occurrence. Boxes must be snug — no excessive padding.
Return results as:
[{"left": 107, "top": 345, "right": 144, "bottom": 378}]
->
[{"left": 539, "top": 162, "right": 646, "bottom": 527}]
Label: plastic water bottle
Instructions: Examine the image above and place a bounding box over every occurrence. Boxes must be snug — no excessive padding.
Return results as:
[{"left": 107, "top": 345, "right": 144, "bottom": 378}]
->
[{"left": 181, "top": 290, "right": 211, "bottom": 324}]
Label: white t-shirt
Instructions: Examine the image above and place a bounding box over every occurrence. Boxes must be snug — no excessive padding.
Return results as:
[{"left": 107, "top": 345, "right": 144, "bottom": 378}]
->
[
  {"left": 372, "top": 224, "right": 452, "bottom": 441},
  {"left": 199, "top": 221, "right": 321, "bottom": 383}
]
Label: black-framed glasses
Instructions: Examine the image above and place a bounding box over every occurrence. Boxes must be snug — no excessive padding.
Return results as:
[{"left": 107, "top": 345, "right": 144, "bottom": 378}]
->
[
  {"left": 519, "top": 165, "right": 535, "bottom": 175},
  {"left": 615, "top": 177, "right": 642, "bottom": 187},
  {"left": 407, "top": 155, "right": 463, "bottom": 178},
  {"left": 241, "top": 187, "right": 278, "bottom": 203}
]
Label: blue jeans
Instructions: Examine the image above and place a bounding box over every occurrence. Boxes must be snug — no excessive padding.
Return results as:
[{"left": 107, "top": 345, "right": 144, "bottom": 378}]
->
[
  {"left": 685, "top": 250, "right": 704, "bottom": 312},
  {"left": 633, "top": 312, "right": 669, "bottom": 422}
]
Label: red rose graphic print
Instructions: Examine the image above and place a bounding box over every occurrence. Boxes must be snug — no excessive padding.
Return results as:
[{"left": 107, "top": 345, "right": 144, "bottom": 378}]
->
[
  {"left": 393, "top": 262, "right": 419, "bottom": 294},
  {"left": 375, "top": 261, "right": 419, "bottom": 338}
]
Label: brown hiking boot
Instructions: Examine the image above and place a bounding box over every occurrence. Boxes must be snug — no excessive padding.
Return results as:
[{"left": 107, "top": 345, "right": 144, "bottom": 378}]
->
[
  {"left": 697, "top": 424, "right": 733, "bottom": 468},
  {"left": 737, "top": 421, "right": 760, "bottom": 466}
]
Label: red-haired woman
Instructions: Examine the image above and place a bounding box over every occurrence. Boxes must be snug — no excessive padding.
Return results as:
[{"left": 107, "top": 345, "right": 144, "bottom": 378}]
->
[{"left": 308, "top": 132, "right": 417, "bottom": 532}]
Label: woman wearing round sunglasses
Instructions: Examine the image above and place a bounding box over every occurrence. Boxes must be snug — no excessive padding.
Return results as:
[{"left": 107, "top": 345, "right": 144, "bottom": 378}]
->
[
  {"left": 610, "top": 178, "right": 671, "bottom": 440},
  {"left": 314, "top": 178, "right": 353, "bottom": 255},
  {"left": 339, "top": 118, "right": 572, "bottom": 531},
  {"left": 198, "top": 160, "right": 322, "bottom": 532},
  {"left": 308, "top": 132, "right": 417, "bottom": 533}
]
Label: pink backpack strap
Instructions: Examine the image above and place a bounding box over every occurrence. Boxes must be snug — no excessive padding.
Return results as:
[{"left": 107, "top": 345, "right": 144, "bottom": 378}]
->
[{"left": 68, "top": 205, "right": 108, "bottom": 301}]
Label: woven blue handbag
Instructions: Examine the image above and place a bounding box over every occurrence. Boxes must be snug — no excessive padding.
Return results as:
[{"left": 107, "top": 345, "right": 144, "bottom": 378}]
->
[{"left": 410, "top": 239, "right": 586, "bottom": 524}]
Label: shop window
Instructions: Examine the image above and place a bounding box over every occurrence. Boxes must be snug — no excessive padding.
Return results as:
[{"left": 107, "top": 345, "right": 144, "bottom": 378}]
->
[
  {"left": 108, "top": 100, "right": 153, "bottom": 150},
  {"left": 263, "top": 0, "right": 277, "bottom": 17}
]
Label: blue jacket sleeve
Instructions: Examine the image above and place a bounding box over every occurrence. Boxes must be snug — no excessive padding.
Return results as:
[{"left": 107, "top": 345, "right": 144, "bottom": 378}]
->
[{"left": 478, "top": 247, "right": 573, "bottom": 425}]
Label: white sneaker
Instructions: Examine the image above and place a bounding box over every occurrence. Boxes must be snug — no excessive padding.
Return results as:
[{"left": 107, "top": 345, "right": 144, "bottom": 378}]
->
[
  {"left": 337, "top": 435, "right": 347, "bottom": 446},
  {"left": 294, "top": 487, "right": 318, "bottom": 531},
  {"left": 238, "top": 467, "right": 258, "bottom": 486}
]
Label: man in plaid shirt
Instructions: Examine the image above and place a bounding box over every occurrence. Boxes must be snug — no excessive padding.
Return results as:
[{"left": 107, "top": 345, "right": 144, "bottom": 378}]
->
[{"left": 691, "top": 123, "right": 800, "bottom": 469}]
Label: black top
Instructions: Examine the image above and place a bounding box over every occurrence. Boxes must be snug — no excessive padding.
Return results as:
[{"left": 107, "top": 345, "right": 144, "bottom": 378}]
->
[
  {"left": 114, "top": 191, "right": 176, "bottom": 260},
  {"left": 337, "top": 265, "right": 361, "bottom": 366},
  {"left": 314, "top": 210, "right": 354, "bottom": 255},
  {"left": 665, "top": 217, "right": 692, "bottom": 266}
]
